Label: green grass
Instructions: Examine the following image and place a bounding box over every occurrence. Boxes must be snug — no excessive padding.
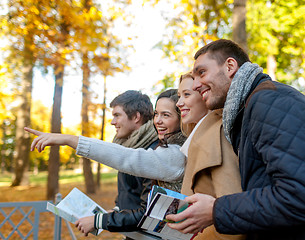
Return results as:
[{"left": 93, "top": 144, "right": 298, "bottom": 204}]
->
[{"left": 0, "top": 169, "right": 117, "bottom": 186}]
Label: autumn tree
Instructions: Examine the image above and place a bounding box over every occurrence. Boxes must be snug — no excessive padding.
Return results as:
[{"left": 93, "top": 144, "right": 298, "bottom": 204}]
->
[
  {"left": 233, "top": 0, "right": 247, "bottom": 51},
  {"left": 75, "top": 0, "right": 98, "bottom": 194},
  {"left": 0, "top": 0, "right": 74, "bottom": 194},
  {"left": 63, "top": 0, "right": 130, "bottom": 193},
  {"left": 0, "top": 0, "right": 44, "bottom": 186},
  {"left": 247, "top": 0, "right": 305, "bottom": 87},
  {"left": 152, "top": 0, "right": 233, "bottom": 86},
  {"left": 2, "top": 0, "right": 80, "bottom": 197},
  {"left": 29, "top": 100, "right": 52, "bottom": 173},
  {"left": 153, "top": 0, "right": 305, "bottom": 94},
  {"left": 31, "top": 0, "right": 74, "bottom": 199},
  {"left": 94, "top": 32, "right": 130, "bottom": 186},
  {"left": 29, "top": 99, "right": 82, "bottom": 173},
  {"left": 0, "top": 67, "right": 16, "bottom": 173}
]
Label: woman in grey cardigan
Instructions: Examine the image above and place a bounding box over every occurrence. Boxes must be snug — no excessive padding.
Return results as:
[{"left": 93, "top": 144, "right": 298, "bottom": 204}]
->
[{"left": 24, "top": 73, "right": 208, "bottom": 183}]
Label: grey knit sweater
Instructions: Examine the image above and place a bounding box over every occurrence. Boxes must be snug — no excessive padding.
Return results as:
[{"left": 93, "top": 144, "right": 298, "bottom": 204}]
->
[{"left": 76, "top": 136, "right": 186, "bottom": 182}]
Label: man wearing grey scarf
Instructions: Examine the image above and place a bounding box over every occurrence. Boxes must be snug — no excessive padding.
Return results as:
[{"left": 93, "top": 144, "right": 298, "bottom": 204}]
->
[{"left": 167, "top": 39, "right": 305, "bottom": 240}]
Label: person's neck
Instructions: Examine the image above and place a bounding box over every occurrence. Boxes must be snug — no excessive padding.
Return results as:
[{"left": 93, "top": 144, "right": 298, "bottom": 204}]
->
[{"left": 118, "top": 123, "right": 144, "bottom": 140}]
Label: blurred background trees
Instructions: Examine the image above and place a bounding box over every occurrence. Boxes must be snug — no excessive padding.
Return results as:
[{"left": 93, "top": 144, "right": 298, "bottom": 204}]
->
[
  {"left": 0, "top": 0, "right": 130, "bottom": 199},
  {"left": 247, "top": 0, "right": 305, "bottom": 88},
  {"left": 154, "top": 0, "right": 304, "bottom": 90},
  {"left": 0, "top": 0, "right": 304, "bottom": 200}
]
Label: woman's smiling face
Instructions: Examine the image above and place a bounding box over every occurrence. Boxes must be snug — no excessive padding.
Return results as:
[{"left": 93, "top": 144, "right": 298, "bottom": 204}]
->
[
  {"left": 177, "top": 76, "right": 208, "bottom": 124},
  {"left": 154, "top": 97, "right": 180, "bottom": 140}
]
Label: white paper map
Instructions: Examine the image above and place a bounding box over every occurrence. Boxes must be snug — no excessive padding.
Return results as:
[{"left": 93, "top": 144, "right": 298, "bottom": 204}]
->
[
  {"left": 47, "top": 187, "right": 106, "bottom": 235},
  {"left": 138, "top": 186, "right": 194, "bottom": 240},
  {"left": 47, "top": 202, "right": 78, "bottom": 223}
]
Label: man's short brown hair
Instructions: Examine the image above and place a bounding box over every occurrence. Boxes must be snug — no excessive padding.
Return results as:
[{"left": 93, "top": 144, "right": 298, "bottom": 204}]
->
[
  {"left": 110, "top": 90, "right": 153, "bottom": 124},
  {"left": 194, "top": 39, "right": 250, "bottom": 67}
]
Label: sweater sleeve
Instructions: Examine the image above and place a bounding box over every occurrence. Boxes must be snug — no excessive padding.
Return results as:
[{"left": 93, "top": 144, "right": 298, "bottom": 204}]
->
[{"left": 76, "top": 136, "right": 186, "bottom": 182}]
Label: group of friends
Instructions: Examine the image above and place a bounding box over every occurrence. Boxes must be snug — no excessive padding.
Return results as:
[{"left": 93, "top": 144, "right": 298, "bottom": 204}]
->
[{"left": 24, "top": 39, "right": 305, "bottom": 240}]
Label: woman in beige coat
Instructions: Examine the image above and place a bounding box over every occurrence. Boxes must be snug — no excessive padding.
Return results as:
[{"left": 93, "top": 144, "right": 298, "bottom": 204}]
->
[{"left": 177, "top": 73, "right": 245, "bottom": 240}]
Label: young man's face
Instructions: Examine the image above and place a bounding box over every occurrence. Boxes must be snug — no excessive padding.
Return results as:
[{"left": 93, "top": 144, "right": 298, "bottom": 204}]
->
[
  {"left": 192, "top": 53, "right": 232, "bottom": 110},
  {"left": 111, "top": 105, "right": 139, "bottom": 139}
]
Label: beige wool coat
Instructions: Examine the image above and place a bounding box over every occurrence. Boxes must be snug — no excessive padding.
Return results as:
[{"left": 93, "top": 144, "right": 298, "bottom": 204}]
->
[{"left": 181, "top": 109, "right": 245, "bottom": 240}]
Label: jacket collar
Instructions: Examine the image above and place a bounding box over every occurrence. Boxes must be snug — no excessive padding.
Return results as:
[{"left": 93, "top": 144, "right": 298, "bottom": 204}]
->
[{"left": 230, "top": 73, "right": 271, "bottom": 155}]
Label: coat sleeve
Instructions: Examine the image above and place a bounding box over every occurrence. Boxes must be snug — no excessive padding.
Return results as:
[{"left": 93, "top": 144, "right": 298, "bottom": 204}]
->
[
  {"left": 101, "top": 177, "right": 151, "bottom": 232},
  {"left": 76, "top": 136, "right": 186, "bottom": 182},
  {"left": 214, "top": 87, "right": 305, "bottom": 234}
]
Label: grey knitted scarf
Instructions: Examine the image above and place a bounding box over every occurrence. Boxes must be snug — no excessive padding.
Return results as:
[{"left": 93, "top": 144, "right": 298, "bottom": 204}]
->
[{"left": 223, "top": 62, "right": 263, "bottom": 143}]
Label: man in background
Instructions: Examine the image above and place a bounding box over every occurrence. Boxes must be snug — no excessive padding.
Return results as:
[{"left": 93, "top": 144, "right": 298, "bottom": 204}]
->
[{"left": 108, "top": 90, "right": 158, "bottom": 239}]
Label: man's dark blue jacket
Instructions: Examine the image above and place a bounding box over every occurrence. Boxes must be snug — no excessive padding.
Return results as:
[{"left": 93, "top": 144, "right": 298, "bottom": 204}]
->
[{"left": 214, "top": 73, "right": 305, "bottom": 240}]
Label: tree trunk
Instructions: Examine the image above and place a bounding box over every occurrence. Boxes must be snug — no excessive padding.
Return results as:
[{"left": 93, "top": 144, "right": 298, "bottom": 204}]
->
[
  {"left": 0, "top": 123, "right": 6, "bottom": 174},
  {"left": 233, "top": 0, "right": 247, "bottom": 52},
  {"left": 96, "top": 75, "right": 107, "bottom": 188},
  {"left": 81, "top": 52, "right": 96, "bottom": 194},
  {"left": 96, "top": 164, "right": 101, "bottom": 188},
  {"left": 267, "top": 54, "right": 277, "bottom": 81},
  {"left": 47, "top": 65, "right": 63, "bottom": 200},
  {"left": 12, "top": 34, "right": 34, "bottom": 187}
]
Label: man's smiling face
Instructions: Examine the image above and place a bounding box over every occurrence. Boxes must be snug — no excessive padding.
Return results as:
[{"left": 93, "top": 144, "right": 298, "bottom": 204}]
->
[
  {"left": 192, "top": 53, "right": 232, "bottom": 110},
  {"left": 111, "top": 105, "right": 139, "bottom": 139}
]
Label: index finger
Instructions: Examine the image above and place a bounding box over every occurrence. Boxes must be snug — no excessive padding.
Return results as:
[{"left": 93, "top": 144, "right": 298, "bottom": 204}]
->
[
  {"left": 75, "top": 219, "right": 80, "bottom": 227},
  {"left": 24, "top": 127, "right": 42, "bottom": 136}
]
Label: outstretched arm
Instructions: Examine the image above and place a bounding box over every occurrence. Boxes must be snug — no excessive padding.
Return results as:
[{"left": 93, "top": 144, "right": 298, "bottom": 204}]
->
[
  {"left": 24, "top": 127, "right": 79, "bottom": 152},
  {"left": 25, "top": 128, "right": 186, "bottom": 182},
  {"left": 76, "top": 136, "right": 186, "bottom": 182}
]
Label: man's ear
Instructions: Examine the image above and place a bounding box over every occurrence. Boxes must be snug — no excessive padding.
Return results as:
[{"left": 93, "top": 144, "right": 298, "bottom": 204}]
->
[
  {"left": 133, "top": 112, "right": 142, "bottom": 124},
  {"left": 225, "top": 57, "right": 239, "bottom": 78}
]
